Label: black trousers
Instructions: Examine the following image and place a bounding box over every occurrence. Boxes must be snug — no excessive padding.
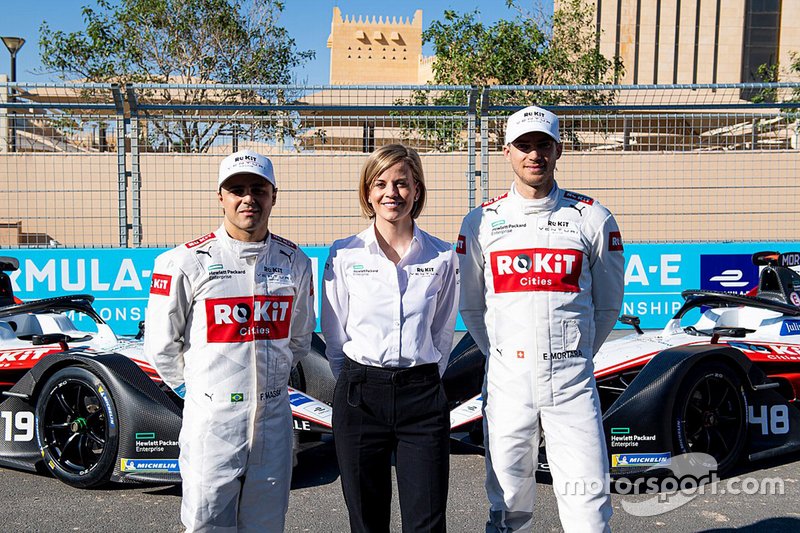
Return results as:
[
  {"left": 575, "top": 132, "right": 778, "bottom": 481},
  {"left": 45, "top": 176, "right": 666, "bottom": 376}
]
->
[{"left": 332, "top": 358, "right": 450, "bottom": 533}]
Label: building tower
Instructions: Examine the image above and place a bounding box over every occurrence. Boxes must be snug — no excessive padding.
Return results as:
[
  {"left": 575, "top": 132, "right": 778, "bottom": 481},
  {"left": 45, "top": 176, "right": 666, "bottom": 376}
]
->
[
  {"left": 584, "top": 0, "right": 800, "bottom": 84},
  {"left": 327, "top": 7, "right": 432, "bottom": 84}
]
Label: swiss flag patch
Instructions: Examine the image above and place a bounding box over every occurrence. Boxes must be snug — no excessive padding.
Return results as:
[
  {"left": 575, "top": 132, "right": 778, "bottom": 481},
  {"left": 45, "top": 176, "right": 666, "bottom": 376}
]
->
[
  {"left": 608, "top": 231, "right": 624, "bottom": 251},
  {"left": 150, "top": 273, "right": 172, "bottom": 296}
]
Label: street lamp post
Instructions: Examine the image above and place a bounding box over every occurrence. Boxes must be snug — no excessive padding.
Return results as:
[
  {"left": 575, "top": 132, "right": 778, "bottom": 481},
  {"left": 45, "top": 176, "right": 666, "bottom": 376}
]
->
[{"left": 2, "top": 36, "right": 25, "bottom": 153}]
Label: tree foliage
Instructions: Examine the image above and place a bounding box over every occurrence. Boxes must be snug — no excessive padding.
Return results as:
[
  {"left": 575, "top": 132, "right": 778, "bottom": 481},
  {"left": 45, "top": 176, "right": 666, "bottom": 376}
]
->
[
  {"left": 426, "top": 0, "right": 621, "bottom": 92},
  {"left": 39, "top": 0, "right": 314, "bottom": 152},
  {"left": 749, "top": 52, "right": 800, "bottom": 104},
  {"left": 396, "top": 0, "right": 623, "bottom": 150}
]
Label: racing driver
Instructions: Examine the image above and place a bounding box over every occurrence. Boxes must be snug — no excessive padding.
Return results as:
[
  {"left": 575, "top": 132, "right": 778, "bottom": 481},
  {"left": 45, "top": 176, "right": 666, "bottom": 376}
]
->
[
  {"left": 457, "top": 106, "right": 624, "bottom": 532},
  {"left": 145, "top": 149, "right": 315, "bottom": 532}
]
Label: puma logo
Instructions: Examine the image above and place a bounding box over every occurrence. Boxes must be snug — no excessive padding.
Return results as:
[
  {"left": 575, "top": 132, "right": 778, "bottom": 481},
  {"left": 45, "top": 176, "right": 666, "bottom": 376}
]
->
[{"left": 568, "top": 204, "right": 586, "bottom": 216}]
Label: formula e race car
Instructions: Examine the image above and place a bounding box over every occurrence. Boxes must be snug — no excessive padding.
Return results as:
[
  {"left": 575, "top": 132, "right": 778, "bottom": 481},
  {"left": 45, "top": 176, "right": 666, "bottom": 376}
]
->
[
  {"left": 444, "top": 251, "right": 800, "bottom": 476},
  {"left": 6, "top": 249, "right": 800, "bottom": 488},
  {"left": 0, "top": 255, "right": 334, "bottom": 488}
]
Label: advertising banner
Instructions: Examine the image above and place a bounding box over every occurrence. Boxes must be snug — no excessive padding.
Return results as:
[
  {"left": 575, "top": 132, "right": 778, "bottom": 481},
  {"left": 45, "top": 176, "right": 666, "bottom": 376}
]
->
[
  {"left": 622, "top": 243, "right": 800, "bottom": 328},
  {"left": 2, "top": 242, "right": 797, "bottom": 335}
]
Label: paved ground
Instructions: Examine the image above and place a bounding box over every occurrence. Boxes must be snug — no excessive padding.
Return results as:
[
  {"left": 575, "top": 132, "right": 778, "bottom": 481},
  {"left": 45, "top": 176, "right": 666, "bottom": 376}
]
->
[
  {"left": 4, "top": 330, "right": 800, "bottom": 531},
  {"left": 1, "top": 439, "right": 800, "bottom": 532}
]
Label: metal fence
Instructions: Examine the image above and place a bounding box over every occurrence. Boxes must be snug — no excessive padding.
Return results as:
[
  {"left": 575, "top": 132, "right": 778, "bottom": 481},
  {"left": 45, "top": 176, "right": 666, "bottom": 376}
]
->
[{"left": 1, "top": 82, "right": 798, "bottom": 248}]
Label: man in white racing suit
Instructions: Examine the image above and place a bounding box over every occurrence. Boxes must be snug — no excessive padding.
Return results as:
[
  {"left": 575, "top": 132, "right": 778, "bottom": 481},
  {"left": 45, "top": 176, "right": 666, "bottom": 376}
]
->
[
  {"left": 458, "top": 106, "right": 624, "bottom": 532},
  {"left": 145, "top": 150, "right": 315, "bottom": 532}
]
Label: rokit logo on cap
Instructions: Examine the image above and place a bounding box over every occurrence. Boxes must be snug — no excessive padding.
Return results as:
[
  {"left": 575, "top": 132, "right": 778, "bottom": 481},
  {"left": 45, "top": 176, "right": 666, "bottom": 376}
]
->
[
  {"left": 205, "top": 295, "right": 293, "bottom": 342},
  {"left": 490, "top": 248, "right": 582, "bottom": 293}
]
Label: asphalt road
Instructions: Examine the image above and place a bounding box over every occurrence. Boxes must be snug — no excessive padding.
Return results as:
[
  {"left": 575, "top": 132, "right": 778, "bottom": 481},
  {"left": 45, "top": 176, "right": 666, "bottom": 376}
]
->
[
  {"left": 4, "top": 329, "right": 800, "bottom": 532},
  {"left": 1, "top": 439, "right": 800, "bottom": 532}
]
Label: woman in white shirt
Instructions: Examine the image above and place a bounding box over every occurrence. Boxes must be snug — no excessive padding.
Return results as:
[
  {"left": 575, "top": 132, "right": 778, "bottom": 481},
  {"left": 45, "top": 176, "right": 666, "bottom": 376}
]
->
[{"left": 321, "top": 144, "right": 459, "bottom": 533}]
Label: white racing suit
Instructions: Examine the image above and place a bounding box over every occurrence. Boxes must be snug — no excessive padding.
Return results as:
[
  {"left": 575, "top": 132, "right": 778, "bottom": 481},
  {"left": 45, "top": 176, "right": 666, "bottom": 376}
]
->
[
  {"left": 458, "top": 182, "right": 624, "bottom": 532},
  {"left": 145, "top": 227, "right": 315, "bottom": 532}
]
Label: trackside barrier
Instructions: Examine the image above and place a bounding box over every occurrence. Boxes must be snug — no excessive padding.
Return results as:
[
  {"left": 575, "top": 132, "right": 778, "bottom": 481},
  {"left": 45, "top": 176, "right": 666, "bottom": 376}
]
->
[
  {"left": 1, "top": 82, "right": 799, "bottom": 331},
  {"left": 1, "top": 82, "right": 798, "bottom": 247}
]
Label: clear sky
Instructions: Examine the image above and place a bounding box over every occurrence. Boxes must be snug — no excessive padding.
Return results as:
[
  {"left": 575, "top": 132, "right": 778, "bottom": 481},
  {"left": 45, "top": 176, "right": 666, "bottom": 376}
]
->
[{"left": 0, "top": 0, "right": 552, "bottom": 85}]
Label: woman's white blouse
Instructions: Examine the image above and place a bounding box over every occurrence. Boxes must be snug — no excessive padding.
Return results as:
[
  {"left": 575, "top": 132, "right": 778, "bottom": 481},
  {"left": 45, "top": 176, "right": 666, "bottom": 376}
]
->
[{"left": 321, "top": 223, "right": 459, "bottom": 378}]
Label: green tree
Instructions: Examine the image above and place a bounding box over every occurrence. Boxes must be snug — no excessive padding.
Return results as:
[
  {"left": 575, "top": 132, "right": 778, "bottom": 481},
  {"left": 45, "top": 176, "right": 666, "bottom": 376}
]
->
[
  {"left": 749, "top": 53, "right": 800, "bottom": 104},
  {"left": 39, "top": 0, "right": 314, "bottom": 152},
  {"left": 397, "top": 0, "right": 623, "bottom": 150},
  {"left": 426, "top": 0, "right": 621, "bottom": 91}
]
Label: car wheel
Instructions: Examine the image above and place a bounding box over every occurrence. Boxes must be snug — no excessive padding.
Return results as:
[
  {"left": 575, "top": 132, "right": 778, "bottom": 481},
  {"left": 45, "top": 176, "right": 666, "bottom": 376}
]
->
[
  {"left": 673, "top": 361, "right": 746, "bottom": 475},
  {"left": 36, "top": 366, "right": 119, "bottom": 488}
]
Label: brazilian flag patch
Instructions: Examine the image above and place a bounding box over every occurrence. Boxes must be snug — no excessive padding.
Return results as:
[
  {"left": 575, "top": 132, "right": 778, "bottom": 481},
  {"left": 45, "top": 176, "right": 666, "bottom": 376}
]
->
[{"left": 230, "top": 392, "right": 244, "bottom": 403}]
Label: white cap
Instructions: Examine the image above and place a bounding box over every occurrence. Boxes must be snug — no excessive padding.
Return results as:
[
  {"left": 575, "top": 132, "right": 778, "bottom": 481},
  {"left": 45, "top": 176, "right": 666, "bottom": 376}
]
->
[
  {"left": 504, "top": 106, "right": 561, "bottom": 145},
  {"left": 218, "top": 150, "right": 276, "bottom": 189}
]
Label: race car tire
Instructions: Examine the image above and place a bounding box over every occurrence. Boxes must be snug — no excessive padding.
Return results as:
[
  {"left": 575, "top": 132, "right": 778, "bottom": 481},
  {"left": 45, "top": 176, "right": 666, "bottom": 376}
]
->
[
  {"left": 672, "top": 361, "right": 746, "bottom": 475},
  {"left": 36, "top": 366, "right": 119, "bottom": 488}
]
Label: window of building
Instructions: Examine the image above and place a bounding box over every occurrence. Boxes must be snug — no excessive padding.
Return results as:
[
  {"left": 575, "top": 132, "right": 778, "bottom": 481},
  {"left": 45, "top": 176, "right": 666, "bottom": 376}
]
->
[{"left": 741, "top": 0, "right": 781, "bottom": 89}]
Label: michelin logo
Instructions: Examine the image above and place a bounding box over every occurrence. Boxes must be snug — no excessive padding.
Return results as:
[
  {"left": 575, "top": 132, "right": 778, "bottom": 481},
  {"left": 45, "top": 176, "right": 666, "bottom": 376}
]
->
[
  {"left": 612, "top": 453, "right": 671, "bottom": 467},
  {"left": 120, "top": 458, "right": 180, "bottom": 472}
]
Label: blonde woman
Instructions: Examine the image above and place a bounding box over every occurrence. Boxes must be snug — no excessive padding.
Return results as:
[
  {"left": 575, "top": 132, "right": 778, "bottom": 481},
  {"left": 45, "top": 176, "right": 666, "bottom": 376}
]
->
[{"left": 321, "top": 144, "right": 459, "bottom": 532}]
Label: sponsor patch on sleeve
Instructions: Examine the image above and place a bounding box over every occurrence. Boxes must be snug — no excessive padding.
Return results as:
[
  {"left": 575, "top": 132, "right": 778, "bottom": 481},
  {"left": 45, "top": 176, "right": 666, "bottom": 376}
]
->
[
  {"left": 563, "top": 190, "right": 595, "bottom": 205},
  {"left": 271, "top": 234, "right": 298, "bottom": 249},
  {"left": 456, "top": 235, "right": 467, "bottom": 254},
  {"left": 608, "top": 231, "right": 624, "bottom": 251},
  {"left": 150, "top": 273, "right": 172, "bottom": 296},
  {"left": 481, "top": 192, "right": 508, "bottom": 207},
  {"left": 185, "top": 232, "right": 215, "bottom": 248}
]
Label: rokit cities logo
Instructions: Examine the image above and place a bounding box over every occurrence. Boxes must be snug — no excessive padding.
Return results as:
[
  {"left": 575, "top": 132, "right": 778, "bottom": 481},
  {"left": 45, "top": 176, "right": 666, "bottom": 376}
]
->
[
  {"left": 205, "top": 295, "right": 293, "bottom": 342},
  {"left": 490, "top": 248, "right": 583, "bottom": 293},
  {"left": 410, "top": 266, "right": 438, "bottom": 277}
]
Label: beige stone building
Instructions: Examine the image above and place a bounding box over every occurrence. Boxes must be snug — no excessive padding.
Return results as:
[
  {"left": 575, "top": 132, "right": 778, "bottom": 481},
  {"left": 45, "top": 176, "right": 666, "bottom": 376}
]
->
[
  {"left": 583, "top": 0, "right": 800, "bottom": 84},
  {"left": 327, "top": 7, "right": 433, "bottom": 84}
]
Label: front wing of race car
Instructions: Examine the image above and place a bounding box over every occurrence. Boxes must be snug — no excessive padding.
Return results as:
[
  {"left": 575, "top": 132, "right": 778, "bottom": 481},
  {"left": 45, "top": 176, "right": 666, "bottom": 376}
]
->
[{"left": 0, "top": 350, "right": 183, "bottom": 486}]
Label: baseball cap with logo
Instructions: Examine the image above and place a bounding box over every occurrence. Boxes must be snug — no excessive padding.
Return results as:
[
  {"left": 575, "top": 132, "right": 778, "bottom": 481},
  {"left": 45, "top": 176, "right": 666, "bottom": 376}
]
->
[
  {"left": 218, "top": 150, "right": 276, "bottom": 189},
  {"left": 504, "top": 105, "right": 561, "bottom": 145}
]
